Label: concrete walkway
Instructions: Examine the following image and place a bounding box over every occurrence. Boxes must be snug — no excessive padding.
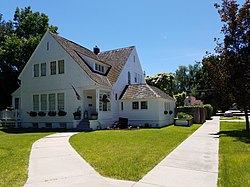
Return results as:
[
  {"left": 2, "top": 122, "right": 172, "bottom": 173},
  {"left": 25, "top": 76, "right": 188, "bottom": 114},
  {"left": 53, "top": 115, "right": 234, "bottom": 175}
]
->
[
  {"left": 24, "top": 133, "right": 135, "bottom": 187},
  {"left": 134, "top": 117, "right": 220, "bottom": 187},
  {"left": 24, "top": 117, "right": 220, "bottom": 187}
]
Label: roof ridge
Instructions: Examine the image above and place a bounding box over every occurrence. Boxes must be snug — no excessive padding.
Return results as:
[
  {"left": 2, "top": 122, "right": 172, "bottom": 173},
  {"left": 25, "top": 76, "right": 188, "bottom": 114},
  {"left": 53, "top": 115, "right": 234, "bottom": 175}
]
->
[
  {"left": 147, "top": 85, "right": 160, "bottom": 98},
  {"left": 99, "top": 46, "right": 135, "bottom": 54},
  {"left": 49, "top": 32, "right": 98, "bottom": 59}
]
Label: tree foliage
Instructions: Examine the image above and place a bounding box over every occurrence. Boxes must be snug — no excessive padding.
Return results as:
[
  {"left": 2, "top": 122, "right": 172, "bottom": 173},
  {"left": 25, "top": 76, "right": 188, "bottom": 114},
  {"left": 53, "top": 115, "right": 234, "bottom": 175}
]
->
[
  {"left": 145, "top": 72, "right": 175, "bottom": 96},
  {"left": 205, "top": 0, "right": 250, "bottom": 130},
  {"left": 0, "top": 7, "right": 58, "bottom": 109}
]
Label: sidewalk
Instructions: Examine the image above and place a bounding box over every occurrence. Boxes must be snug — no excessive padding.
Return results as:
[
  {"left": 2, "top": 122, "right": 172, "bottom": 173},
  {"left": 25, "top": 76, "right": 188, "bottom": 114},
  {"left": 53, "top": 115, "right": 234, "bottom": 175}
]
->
[
  {"left": 24, "top": 133, "right": 135, "bottom": 187},
  {"left": 24, "top": 117, "right": 220, "bottom": 187},
  {"left": 134, "top": 117, "right": 220, "bottom": 187}
]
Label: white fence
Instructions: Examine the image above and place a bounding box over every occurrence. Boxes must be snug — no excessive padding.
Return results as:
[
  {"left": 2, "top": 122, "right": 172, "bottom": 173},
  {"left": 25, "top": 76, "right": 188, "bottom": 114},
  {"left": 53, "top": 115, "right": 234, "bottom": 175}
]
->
[{"left": 0, "top": 110, "right": 21, "bottom": 127}]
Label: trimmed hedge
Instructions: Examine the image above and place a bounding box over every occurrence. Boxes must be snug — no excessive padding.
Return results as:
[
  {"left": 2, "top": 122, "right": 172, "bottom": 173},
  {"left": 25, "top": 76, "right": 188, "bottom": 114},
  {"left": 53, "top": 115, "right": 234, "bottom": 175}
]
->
[{"left": 204, "top": 104, "right": 213, "bottom": 119}]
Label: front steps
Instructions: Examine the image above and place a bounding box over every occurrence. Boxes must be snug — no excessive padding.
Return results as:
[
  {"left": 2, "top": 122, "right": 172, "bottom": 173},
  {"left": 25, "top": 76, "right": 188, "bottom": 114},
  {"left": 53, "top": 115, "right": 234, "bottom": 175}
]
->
[{"left": 77, "top": 119, "right": 92, "bottom": 132}]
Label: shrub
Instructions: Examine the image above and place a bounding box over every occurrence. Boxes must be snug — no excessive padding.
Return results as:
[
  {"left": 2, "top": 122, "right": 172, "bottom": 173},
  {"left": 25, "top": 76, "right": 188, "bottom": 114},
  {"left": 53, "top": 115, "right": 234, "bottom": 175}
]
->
[
  {"left": 204, "top": 104, "right": 213, "bottom": 119},
  {"left": 177, "top": 112, "right": 193, "bottom": 119}
]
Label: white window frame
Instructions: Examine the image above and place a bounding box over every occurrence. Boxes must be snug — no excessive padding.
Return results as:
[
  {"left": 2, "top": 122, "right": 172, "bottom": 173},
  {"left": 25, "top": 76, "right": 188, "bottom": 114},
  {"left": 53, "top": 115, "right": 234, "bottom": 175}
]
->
[
  {"left": 57, "top": 93, "right": 65, "bottom": 111},
  {"left": 132, "top": 101, "right": 139, "bottom": 110},
  {"left": 33, "top": 95, "right": 39, "bottom": 111},
  {"left": 141, "top": 101, "right": 148, "bottom": 110},
  {"left": 33, "top": 64, "right": 39, "bottom": 77},
  {"left": 58, "top": 60, "right": 65, "bottom": 74},
  {"left": 99, "top": 91, "right": 111, "bottom": 111},
  {"left": 41, "top": 94, "right": 47, "bottom": 111},
  {"left": 49, "top": 93, "right": 56, "bottom": 111},
  {"left": 50, "top": 61, "right": 56, "bottom": 75},
  {"left": 41, "top": 63, "right": 46, "bottom": 76}
]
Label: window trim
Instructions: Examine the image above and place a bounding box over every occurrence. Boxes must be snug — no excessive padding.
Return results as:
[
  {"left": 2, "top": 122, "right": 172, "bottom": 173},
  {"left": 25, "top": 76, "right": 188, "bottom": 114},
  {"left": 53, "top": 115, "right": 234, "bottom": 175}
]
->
[
  {"left": 141, "top": 101, "right": 148, "bottom": 110},
  {"left": 58, "top": 60, "right": 65, "bottom": 74},
  {"left": 132, "top": 101, "right": 139, "bottom": 110},
  {"left": 33, "top": 64, "right": 39, "bottom": 77},
  {"left": 50, "top": 61, "right": 56, "bottom": 75},
  {"left": 41, "top": 63, "right": 46, "bottom": 76},
  {"left": 33, "top": 94, "right": 39, "bottom": 111}
]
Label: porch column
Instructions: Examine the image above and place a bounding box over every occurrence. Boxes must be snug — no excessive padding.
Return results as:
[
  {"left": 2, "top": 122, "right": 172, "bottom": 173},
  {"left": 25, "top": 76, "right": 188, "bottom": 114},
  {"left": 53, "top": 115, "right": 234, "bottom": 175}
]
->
[{"left": 96, "top": 89, "right": 99, "bottom": 113}]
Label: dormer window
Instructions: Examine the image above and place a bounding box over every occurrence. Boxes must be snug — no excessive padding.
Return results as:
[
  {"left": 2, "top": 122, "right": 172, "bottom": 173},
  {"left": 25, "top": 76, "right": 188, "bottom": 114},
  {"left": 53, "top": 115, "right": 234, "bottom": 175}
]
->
[{"left": 95, "top": 63, "right": 105, "bottom": 73}]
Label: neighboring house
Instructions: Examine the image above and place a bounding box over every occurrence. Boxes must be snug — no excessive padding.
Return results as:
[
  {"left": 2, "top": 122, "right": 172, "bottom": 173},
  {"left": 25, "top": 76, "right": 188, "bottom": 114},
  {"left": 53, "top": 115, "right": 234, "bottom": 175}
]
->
[
  {"left": 184, "top": 96, "right": 203, "bottom": 106},
  {"left": 12, "top": 31, "right": 175, "bottom": 130}
]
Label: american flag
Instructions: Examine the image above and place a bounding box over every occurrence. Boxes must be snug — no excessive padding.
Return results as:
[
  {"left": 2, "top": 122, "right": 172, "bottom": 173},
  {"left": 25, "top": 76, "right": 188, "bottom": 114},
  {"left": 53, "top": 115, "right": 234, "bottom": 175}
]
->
[{"left": 71, "top": 85, "right": 81, "bottom": 100}]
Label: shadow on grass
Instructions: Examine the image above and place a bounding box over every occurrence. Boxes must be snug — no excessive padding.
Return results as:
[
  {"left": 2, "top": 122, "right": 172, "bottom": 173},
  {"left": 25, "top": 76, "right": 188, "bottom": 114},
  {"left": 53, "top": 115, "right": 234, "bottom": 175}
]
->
[
  {"left": 0, "top": 127, "right": 69, "bottom": 134},
  {"left": 219, "top": 130, "right": 250, "bottom": 143}
]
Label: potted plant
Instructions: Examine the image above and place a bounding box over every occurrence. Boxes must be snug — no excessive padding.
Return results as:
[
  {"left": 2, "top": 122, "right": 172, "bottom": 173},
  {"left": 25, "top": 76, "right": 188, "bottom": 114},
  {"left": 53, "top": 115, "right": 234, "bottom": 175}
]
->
[
  {"left": 174, "top": 112, "right": 193, "bottom": 126},
  {"left": 73, "top": 107, "right": 81, "bottom": 120},
  {"left": 28, "top": 111, "right": 37, "bottom": 117},
  {"left": 38, "top": 111, "right": 46, "bottom": 117},
  {"left": 58, "top": 110, "right": 67, "bottom": 116},
  {"left": 48, "top": 111, "right": 57, "bottom": 116},
  {"left": 91, "top": 112, "right": 98, "bottom": 120}
]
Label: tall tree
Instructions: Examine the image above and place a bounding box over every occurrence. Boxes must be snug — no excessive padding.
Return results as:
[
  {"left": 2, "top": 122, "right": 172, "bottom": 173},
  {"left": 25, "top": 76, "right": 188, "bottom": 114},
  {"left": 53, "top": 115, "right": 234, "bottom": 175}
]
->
[
  {"left": 206, "top": 0, "right": 250, "bottom": 130},
  {"left": 0, "top": 7, "right": 58, "bottom": 109}
]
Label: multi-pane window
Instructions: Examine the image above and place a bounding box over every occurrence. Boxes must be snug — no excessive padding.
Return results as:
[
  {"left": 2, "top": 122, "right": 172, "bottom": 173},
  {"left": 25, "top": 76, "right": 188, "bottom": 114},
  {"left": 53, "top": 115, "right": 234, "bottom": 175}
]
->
[
  {"left": 33, "top": 95, "right": 39, "bottom": 111},
  {"left": 141, "top": 101, "right": 148, "bottom": 109},
  {"left": 95, "top": 63, "right": 104, "bottom": 73},
  {"left": 49, "top": 94, "right": 56, "bottom": 111},
  {"left": 41, "top": 63, "right": 46, "bottom": 76},
  {"left": 58, "top": 60, "right": 65, "bottom": 74},
  {"left": 57, "top": 93, "right": 65, "bottom": 111},
  {"left": 34, "top": 64, "right": 39, "bottom": 77},
  {"left": 132, "top": 101, "right": 139, "bottom": 110},
  {"left": 99, "top": 91, "right": 111, "bottom": 111},
  {"left": 41, "top": 94, "right": 47, "bottom": 111},
  {"left": 50, "top": 61, "right": 56, "bottom": 75}
]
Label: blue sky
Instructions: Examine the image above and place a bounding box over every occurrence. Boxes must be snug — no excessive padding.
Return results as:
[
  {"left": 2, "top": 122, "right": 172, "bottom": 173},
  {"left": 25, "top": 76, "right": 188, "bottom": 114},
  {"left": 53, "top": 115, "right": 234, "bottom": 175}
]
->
[{"left": 1, "top": 0, "right": 245, "bottom": 75}]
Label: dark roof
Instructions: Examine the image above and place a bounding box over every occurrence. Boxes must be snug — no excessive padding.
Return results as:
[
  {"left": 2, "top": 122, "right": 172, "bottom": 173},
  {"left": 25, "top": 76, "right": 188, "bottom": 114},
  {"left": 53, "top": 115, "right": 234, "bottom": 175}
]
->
[
  {"left": 98, "top": 46, "right": 134, "bottom": 85},
  {"left": 50, "top": 32, "right": 134, "bottom": 87},
  {"left": 120, "top": 84, "right": 176, "bottom": 101}
]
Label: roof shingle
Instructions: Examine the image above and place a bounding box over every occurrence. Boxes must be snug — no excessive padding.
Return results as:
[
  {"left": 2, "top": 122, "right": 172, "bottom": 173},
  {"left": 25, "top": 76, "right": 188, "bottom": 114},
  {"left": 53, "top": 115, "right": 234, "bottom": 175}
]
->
[
  {"left": 120, "top": 84, "right": 175, "bottom": 101},
  {"left": 50, "top": 32, "right": 134, "bottom": 87}
]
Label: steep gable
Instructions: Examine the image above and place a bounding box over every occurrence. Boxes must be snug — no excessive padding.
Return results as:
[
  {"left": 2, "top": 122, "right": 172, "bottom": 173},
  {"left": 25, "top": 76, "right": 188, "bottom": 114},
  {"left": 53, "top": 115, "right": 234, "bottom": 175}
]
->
[
  {"left": 50, "top": 32, "right": 111, "bottom": 87},
  {"left": 50, "top": 32, "right": 134, "bottom": 87},
  {"left": 98, "top": 46, "right": 135, "bottom": 85}
]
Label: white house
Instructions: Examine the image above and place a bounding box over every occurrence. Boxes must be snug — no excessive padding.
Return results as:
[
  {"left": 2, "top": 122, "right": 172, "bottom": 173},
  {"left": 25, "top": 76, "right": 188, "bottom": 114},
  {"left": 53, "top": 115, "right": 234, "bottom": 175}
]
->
[{"left": 12, "top": 31, "right": 175, "bottom": 130}]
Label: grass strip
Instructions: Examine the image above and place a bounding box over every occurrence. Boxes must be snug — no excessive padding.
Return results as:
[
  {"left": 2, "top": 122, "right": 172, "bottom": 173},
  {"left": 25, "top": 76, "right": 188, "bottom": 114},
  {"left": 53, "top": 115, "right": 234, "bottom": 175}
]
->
[{"left": 218, "top": 122, "right": 250, "bottom": 187}]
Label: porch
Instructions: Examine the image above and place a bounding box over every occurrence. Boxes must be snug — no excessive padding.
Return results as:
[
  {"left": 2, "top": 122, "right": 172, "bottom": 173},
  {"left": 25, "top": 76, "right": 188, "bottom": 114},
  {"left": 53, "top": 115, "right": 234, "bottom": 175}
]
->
[
  {"left": 0, "top": 109, "right": 21, "bottom": 127},
  {"left": 73, "top": 88, "right": 112, "bottom": 130}
]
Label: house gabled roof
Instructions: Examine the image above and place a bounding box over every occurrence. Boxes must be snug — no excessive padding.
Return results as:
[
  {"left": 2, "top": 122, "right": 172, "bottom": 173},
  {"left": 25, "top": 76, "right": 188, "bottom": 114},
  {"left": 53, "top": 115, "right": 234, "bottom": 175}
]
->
[
  {"left": 50, "top": 32, "right": 134, "bottom": 87},
  {"left": 120, "top": 84, "right": 176, "bottom": 101},
  {"left": 98, "top": 46, "right": 134, "bottom": 85}
]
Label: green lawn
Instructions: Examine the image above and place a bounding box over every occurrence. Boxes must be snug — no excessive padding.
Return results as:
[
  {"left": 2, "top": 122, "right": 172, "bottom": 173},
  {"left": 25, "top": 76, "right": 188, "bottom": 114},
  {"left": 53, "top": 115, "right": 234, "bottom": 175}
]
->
[
  {"left": 70, "top": 125, "right": 200, "bottom": 181},
  {"left": 220, "top": 116, "right": 244, "bottom": 120},
  {"left": 0, "top": 129, "right": 53, "bottom": 187},
  {"left": 218, "top": 122, "right": 250, "bottom": 187}
]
